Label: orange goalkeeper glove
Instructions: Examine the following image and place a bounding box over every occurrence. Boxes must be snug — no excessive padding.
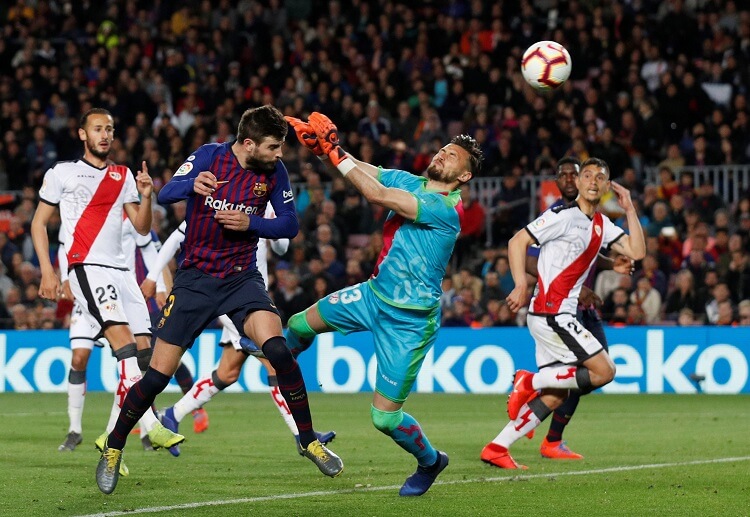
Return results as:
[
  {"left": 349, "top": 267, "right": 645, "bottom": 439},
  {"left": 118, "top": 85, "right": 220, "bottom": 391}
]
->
[
  {"left": 308, "top": 112, "right": 356, "bottom": 174},
  {"left": 284, "top": 116, "right": 325, "bottom": 157}
]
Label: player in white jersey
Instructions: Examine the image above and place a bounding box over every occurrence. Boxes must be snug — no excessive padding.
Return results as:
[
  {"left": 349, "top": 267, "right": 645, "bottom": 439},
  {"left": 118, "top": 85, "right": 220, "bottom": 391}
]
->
[
  {"left": 57, "top": 216, "right": 168, "bottom": 453},
  {"left": 140, "top": 209, "right": 336, "bottom": 455},
  {"left": 31, "top": 108, "right": 184, "bottom": 464},
  {"left": 481, "top": 158, "right": 646, "bottom": 469}
]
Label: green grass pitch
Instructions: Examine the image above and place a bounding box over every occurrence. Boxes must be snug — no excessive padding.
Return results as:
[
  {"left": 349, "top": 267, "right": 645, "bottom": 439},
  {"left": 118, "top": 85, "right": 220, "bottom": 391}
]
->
[{"left": 1, "top": 392, "right": 748, "bottom": 516}]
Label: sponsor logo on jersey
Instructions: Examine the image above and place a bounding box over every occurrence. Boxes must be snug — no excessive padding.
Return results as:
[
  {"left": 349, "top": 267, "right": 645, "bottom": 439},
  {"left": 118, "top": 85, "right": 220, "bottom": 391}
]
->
[
  {"left": 108, "top": 170, "right": 122, "bottom": 181},
  {"left": 594, "top": 224, "right": 601, "bottom": 236},
  {"left": 103, "top": 302, "right": 118, "bottom": 312},
  {"left": 531, "top": 217, "right": 546, "bottom": 228},
  {"left": 174, "top": 162, "right": 193, "bottom": 176},
  {"left": 187, "top": 155, "right": 196, "bottom": 161},
  {"left": 328, "top": 293, "right": 340, "bottom": 304},
  {"left": 203, "top": 195, "right": 259, "bottom": 214},
  {"left": 253, "top": 182, "right": 268, "bottom": 197}
]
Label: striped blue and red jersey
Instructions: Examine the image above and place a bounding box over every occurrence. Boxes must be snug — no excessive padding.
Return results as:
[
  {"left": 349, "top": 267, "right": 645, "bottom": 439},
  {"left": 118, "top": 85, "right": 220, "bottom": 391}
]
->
[{"left": 157, "top": 142, "right": 298, "bottom": 278}]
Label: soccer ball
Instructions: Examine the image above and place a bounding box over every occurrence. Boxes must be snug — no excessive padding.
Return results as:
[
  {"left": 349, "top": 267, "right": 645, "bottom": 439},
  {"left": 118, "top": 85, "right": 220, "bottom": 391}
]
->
[{"left": 521, "top": 41, "right": 572, "bottom": 91}]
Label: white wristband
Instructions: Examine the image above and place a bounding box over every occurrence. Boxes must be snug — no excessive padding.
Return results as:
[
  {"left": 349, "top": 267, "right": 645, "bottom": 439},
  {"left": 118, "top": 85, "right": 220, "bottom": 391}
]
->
[{"left": 337, "top": 157, "right": 356, "bottom": 176}]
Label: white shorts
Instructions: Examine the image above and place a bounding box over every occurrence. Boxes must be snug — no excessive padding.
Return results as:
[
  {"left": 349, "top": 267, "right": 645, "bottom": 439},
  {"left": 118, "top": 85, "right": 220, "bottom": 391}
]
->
[
  {"left": 527, "top": 313, "right": 605, "bottom": 368},
  {"left": 217, "top": 314, "right": 263, "bottom": 356},
  {"left": 69, "top": 301, "right": 104, "bottom": 349},
  {"left": 68, "top": 265, "right": 152, "bottom": 336},
  {"left": 218, "top": 314, "right": 242, "bottom": 351}
]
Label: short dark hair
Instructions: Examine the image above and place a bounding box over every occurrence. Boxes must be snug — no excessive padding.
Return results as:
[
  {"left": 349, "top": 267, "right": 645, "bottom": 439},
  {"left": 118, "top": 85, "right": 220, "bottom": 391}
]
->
[
  {"left": 580, "top": 157, "right": 610, "bottom": 177},
  {"left": 450, "top": 134, "right": 483, "bottom": 176},
  {"left": 557, "top": 156, "right": 580, "bottom": 173},
  {"left": 236, "top": 105, "right": 288, "bottom": 144},
  {"left": 80, "top": 108, "right": 113, "bottom": 129}
]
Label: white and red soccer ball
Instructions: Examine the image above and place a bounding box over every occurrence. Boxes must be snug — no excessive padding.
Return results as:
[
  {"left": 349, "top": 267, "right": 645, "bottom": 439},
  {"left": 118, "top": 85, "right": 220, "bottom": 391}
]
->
[{"left": 521, "top": 41, "right": 572, "bottom": 91}]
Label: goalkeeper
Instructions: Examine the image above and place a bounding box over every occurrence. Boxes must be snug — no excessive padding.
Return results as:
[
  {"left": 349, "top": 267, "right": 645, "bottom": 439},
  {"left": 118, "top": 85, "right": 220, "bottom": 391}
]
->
[{"left": 284, "top": 112, "right": 483, "bottom": 497}]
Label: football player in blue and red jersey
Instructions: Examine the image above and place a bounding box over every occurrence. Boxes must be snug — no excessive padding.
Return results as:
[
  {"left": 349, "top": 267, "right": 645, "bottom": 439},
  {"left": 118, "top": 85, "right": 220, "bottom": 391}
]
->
[{"left": 96, "top": 105, "right": 342, "bottom": 495}]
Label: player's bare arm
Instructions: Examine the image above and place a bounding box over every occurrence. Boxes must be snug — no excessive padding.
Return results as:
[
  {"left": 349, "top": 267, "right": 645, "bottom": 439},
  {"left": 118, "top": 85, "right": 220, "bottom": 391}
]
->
[
  {"left": 140, "top": 278, "right": 156, "bottom": 299},
  {"left": 30, "top": 201, "right": 60, "bottom": 300},
  {"left": 344, "top": 170, "right": 419, "bottom": 220},
  {"left": 61, "top": 279, "right": 73, "bottom": 300},
  {"left": 506, "top": 229, "right": 535, "bottom": 312},
  {"left": 609, "top": 181, "right": 646, "bottom": 261},
  {"left": 595, "top": 252, "right": 634, "bottom": 274},
  {"left": 578, "top": 285, "right": 603, "bottom": 307},
  {"left": 124, "top": 161, "right": 153, "bottom": 235}
]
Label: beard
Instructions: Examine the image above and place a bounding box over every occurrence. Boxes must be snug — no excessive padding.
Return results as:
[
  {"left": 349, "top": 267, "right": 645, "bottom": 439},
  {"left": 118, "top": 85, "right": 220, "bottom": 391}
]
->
[
  {"left": 86, "top": 139, "right": 110, "bottom": 161},
  {"left": 244, "top": 153, "right": 277, "bottom": 172},
  {"left": 426, "top": 163, "right": 451, "bottom": 182}
]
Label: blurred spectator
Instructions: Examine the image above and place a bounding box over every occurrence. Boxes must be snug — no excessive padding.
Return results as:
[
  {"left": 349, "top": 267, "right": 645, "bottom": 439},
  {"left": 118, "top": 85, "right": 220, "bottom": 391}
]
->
[
  {"left": 630, "top": 276, "right": 662, "bottom": 324},
  {"left": 295, "top": 170, "right": 324, "bottom": 216},
  {"left": 452, "top": 267, "right": 483, "bottom": 302},
  {"left": 0, "top": 261, "right": 15, "bottom": 300},
  {"left": 490, "top": 173, "right": 529, "bottom": 244},
  {"left": 344, "top": 259, "right": 367, "bottom": 286},
  {"left": 634, "top": 253, "right": 668, "bottom": 299},
  {"left": 705, "top": 282, "right": 733, "bottom": 325},
  {"left": 491, "top": 255, "right": 515, "bottom": 296},
  {"left": 272, "top": 271, "right": 310, "bottom": 325},
  {"left": 440, "top": 276, "right": 456, "bottom": 313},
  {"left": 479, "top": 271, "right": 504, "bottom": 307},
  {"left": 319, "top": 244, "right": 345, "bottom": 288},
  {"left": 25, "top": 126, "right": 57, "bottom": 188},
  {"left": 664, "top": 269, "right": 702, "bottom": 321},
  {"left": 645, "top": 200, "right": 673, "bottom": 238},
  {"left": 715, "top": 299, "right": 737, "bottom": 326},
  {"left": 390, "top": 102, "right": 419, "bottom": 146},
  {"left": 594, "top": 266, "right": 628, "bottom": 304},
  {"left": 737, "top": 300, "right": 750, "bottom": 326},
  {"left": 339, "top": 189, "right": 375, "bottom": 237},
  {"left": 677, "top": 307, "right": 698, "bottom": 326},
  {"left": 602, "top": 286, "right": 630, "bottom": 322},
  {"left": 454, "top": 185, "right": 485, "bottom": 268},
  {"left": 357, "top": 101, "right": 391, "bottom": 141},
  {"left": 724, "top": 246, "right": 750, "bottom": 303},
  {"left": 682, "top": 222, "right": 716, "bottom": 260},
  {"left": 693, "top": 180, "right": 725, "bottom": 223}
]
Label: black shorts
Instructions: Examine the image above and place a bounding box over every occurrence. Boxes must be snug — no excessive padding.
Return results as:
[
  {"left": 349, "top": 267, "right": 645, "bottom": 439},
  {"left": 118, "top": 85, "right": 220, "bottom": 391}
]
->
[{"left": 153, "top": 267, "right": 279, "bottom": 348}]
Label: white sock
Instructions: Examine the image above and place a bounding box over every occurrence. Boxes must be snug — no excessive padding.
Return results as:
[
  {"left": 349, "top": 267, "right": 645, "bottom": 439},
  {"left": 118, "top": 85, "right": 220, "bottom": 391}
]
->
[
  {"left": 532, "top": 366, "right": 579, "bottom": 390},
  {"left": 105, "top": 397, "right": 120, "bottom": 433},
  {"left": 492, "top": 402, "right": 543, "bottom": 448},
  {"left": 174, "top": 376, "right": 219, "bottom": 422},
  {"left": 110, "top": 356, "right": 159, "bottom": 432},
  {"left": 270, "top": 385, "right": 298, "bottom": 435},
  {"left": 67, "top": 376, "right": 86, "bottom": 434}
]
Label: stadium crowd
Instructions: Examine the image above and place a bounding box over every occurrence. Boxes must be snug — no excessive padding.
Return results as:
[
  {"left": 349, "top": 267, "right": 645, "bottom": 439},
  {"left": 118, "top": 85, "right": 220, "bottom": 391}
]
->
[{"left": 1, "top": 0, "right": 750, "bottom": 330}]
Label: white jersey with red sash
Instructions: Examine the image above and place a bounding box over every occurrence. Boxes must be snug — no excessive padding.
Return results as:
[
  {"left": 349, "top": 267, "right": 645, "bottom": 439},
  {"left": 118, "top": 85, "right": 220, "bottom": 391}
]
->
[
  {"left": 525, "top": 203, "right": 624, "bottom": 316},
  {"left": 39, "top": 159, "right": 140, "bottom": 269}
]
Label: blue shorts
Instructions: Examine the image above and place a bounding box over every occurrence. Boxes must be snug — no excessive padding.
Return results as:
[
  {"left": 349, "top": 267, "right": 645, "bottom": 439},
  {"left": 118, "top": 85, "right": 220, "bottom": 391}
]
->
[
  {"left": 317, "top": 282, "right": 440, "bottom": 403},
  {"left": 154, "top": 267, "right": 278, "bottom": 349}
]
